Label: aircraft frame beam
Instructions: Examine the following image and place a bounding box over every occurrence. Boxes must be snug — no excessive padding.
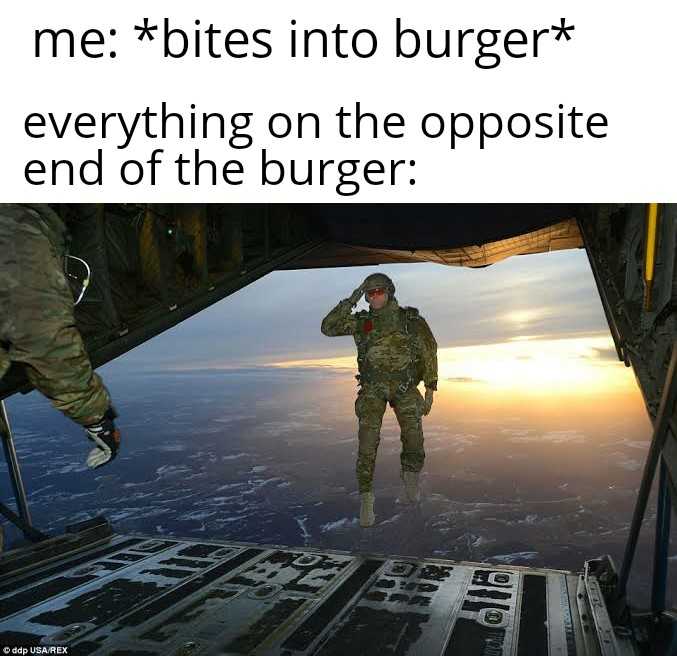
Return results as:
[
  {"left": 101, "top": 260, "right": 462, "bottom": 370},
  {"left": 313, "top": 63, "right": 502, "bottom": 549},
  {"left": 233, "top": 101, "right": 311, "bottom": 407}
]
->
[
  {"left": 578, "top": 216, "right": 627, "bottom": 364},
  {"left": 0, "top": 400, "right": 47, "bottom": 542},
  {"left": 617, "top": 340, "right": 677, "bottom": 600},
  {"left": 651, "top": 457, "right": 672, "bottom": 614}
]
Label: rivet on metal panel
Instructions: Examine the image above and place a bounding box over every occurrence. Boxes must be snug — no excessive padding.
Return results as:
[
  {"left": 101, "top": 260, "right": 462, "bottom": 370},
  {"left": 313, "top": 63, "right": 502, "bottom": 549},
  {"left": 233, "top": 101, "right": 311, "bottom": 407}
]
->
[
  {"left": 175, "top": 641, "right": 200, "bottom": 655},
  {"left": 293, "top": 553, "right": 322, "bottom": 567},
  {"left": 73, "top": 564, "right": 105, "bottom": 576},
  {"left": 213, "top": 548, "right": 234, "bottom": 558},
  {"left": 42, "top": 623, "right": 94, "bottom": 645},
  {"left": 386, "top": 562, "right": 415, "bottom": 577},
  {"left": 135, "top": 540, "right": 165, "bottom": 551},
  {"left": 247, "top": 583, "right": 282, "bottom": 599}
]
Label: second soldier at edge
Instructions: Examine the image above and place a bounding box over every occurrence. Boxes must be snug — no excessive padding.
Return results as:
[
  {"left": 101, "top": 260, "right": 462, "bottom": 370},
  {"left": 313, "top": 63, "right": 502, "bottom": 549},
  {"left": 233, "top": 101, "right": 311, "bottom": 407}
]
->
[{"left": 321, "top": 273, "right": 438, "bottom": 528}]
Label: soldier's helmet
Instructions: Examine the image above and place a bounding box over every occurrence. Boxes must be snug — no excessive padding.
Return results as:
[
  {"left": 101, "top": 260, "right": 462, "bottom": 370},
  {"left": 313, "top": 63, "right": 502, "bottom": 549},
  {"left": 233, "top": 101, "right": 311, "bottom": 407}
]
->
[{"left": 363, "top": 273, "right": 395, "bottom": 296}]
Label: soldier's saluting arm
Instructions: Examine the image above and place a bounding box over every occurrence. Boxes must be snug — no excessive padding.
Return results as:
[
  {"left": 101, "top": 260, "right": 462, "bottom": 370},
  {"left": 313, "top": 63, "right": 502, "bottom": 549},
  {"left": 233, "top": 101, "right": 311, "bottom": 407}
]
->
[
  {"left": 415, "top": 315, "right": 439, "bottom": 391},
  {"left": 321, "top": 284, "right": 365, "bottom": 336}
]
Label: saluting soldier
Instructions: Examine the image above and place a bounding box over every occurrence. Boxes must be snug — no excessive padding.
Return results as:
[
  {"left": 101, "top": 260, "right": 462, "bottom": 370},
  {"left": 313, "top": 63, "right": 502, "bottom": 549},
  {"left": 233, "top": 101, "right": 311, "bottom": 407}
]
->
[{"left": 321, "top": 273, "right": 438, "bottom": 527}]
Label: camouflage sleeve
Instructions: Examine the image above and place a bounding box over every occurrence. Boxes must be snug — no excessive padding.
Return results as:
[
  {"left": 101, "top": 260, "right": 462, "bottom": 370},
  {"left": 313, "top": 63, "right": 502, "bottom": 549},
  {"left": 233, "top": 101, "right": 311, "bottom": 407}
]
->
[
  {"left": 1, "top": 209, "right": 111, "bottom": 426},
  {"left": 0, "top": 345, "right": 10, "bottom": 379},
  {"left": 416, "top": 316, "right": 438, "bottom": 390},
  {"left": 321, "top": 298, "right": 360, "bottom": 337}
]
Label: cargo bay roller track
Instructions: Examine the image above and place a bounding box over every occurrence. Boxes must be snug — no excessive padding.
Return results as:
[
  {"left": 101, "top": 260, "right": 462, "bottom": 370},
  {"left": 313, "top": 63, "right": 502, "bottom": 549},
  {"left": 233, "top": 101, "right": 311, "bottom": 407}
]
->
[{"left": 0, "top": 203, "right": 676, "bottom": 654}]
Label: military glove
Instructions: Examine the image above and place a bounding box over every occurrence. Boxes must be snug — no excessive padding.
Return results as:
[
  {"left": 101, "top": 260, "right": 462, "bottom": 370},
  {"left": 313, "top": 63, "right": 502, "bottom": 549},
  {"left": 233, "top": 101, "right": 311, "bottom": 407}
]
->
[
  {"left": 84, "top": 407, "right": 121, "bottom": 469},
  {"left": 423, "top": 388, "right": 434, "bottom": 416},
  {"left": 348, "top": 283, "right": 365, "bottom": 306}
]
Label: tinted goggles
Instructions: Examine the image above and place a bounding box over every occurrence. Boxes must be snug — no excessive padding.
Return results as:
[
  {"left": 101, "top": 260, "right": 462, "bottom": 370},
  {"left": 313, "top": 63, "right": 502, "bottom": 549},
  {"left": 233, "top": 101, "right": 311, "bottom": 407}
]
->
[{"left": 365, "top": 287, "right": 387, "bottom": 298}]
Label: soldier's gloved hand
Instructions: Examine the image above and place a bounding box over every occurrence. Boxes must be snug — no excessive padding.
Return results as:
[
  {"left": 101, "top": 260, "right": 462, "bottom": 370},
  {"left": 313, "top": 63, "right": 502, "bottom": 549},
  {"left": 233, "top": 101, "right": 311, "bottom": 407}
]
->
[
  {"left": 422, "top": 389, "right": 434, "bottom": 416},
  {"left": 84, "top": 407, "right": 121, "bottom": 469},
  {"left": 348, "top": 283, "right": 366, "bottom": 306}
]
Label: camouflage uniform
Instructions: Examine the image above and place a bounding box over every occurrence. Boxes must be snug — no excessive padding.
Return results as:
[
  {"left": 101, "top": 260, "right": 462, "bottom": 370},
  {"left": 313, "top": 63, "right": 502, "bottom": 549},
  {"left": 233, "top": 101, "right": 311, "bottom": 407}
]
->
[
  {"left": 321, "top": 293, "right": 438, "bottom": 494},
  {"left": 0, "top": 204, "right": 111, "bottom": 426}
]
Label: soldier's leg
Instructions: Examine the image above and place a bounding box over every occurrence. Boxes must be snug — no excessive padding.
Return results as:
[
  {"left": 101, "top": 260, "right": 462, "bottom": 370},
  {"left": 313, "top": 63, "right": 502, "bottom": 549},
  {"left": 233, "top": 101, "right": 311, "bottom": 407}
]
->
[
  {"left": 392, "top": 387, "right": 425, "bottom": 474},
  {"left": 355, "top": 386, "right": 387, "bottom": 493},
  {"left": 5, "top": 215, "right": 111, "bottom": 426}
]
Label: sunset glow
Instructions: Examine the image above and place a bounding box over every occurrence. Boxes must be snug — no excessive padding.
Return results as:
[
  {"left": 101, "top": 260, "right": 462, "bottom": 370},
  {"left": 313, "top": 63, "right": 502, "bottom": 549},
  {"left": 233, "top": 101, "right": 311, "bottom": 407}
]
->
[{"left": 271, "top": 334, "right": 637, "bottom": 397}]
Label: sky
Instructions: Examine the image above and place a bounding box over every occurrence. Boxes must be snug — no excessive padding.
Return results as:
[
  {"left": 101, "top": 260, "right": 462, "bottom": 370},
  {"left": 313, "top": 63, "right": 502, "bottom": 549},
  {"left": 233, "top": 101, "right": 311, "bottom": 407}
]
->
[
  {"left": 102, "top": 246, "right": 615, "bottom": 373},
  {"left": 96, "top": 244, "right": 647, "bottom": 432}
]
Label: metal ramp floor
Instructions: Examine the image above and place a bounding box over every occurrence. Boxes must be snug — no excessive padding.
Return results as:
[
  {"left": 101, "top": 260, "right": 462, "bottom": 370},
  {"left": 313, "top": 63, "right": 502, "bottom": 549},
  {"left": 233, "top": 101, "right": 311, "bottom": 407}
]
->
[{"left": 0, "top": 520, "right": 639, "bottom": 656}]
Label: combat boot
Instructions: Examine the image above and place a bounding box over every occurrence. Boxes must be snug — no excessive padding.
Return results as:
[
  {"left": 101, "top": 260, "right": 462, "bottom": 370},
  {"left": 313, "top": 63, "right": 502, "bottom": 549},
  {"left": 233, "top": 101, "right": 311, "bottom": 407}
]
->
[
  {"left": 359, "top": 492, "right": 375, "bottom": 528},
  {"left": 401, "top": 471, "right": 421, "bottom": 503}
]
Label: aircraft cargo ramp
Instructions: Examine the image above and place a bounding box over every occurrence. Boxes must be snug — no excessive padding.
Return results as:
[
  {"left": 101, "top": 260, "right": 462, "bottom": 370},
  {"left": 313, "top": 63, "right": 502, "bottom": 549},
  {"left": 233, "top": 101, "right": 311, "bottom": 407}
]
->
[{"left": 0, "top": 518, "right": 639, "bottom": 656}]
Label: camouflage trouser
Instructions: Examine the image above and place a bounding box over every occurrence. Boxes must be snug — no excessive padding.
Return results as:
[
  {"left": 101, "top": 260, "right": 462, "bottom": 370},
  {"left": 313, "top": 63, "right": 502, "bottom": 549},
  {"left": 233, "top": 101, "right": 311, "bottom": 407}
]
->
[
  {"left": 0, "top": 205, "right": 111, "bottom": 426},
  {"left": 354, "top": 381, "right": 425, "bottom": 494}
]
